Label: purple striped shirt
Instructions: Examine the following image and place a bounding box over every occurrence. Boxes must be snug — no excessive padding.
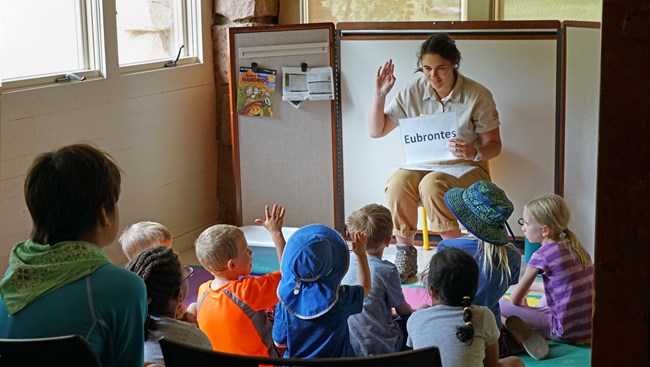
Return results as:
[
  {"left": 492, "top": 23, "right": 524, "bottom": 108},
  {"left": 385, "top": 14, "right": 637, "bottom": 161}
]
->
[{"left": 528, "top": 242, "right": 594, "bottom": 341}]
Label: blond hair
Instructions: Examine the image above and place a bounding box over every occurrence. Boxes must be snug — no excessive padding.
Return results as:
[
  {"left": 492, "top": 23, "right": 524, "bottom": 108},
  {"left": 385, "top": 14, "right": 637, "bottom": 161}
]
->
[
  {"left": 194, "top": 224, "right": 245, "bottom": 274},
  {"left": 346, "top": 204, "right": 393, "bottom": 255},
  {"left": 119, "top": 221, "right": 172, "bottom": 260},
  {"left": 474, "top": 237, "right": 516, "bottom": 285},
  {"left": 525, "top": 194, "right": 592, "bottom": 269}
]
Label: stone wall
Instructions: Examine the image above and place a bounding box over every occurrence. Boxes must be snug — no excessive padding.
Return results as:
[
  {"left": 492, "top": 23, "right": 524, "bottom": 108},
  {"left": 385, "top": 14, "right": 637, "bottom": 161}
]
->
[{"left": 212, "top": 0, "right": 279, "bottom": 223}]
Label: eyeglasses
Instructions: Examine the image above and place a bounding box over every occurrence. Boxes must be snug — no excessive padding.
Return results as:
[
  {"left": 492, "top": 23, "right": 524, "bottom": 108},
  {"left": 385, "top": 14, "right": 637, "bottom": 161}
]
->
[
  {"left": 518, "top": 218, "right": 524, "bottom": 226},
  {"left": 182, "top": 265, "right": 194, "bottom": 282}
]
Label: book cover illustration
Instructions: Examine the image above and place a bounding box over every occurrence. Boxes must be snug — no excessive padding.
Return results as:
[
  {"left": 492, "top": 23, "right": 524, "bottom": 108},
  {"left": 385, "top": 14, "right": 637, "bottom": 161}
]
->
[{"left": 237, "top": 66, "right": 277, "bottom": 117}]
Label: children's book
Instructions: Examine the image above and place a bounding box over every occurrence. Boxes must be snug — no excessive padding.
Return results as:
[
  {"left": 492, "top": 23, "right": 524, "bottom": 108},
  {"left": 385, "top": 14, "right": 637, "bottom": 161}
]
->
[{"left": 237, "top": 67, "right": 277, "bottom": 117}]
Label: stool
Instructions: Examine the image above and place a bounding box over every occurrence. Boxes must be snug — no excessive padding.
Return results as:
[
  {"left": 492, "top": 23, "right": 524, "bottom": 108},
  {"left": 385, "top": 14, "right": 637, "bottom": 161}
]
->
[{"left": 420, "top": 206, "right": 431, "bottom": 250}]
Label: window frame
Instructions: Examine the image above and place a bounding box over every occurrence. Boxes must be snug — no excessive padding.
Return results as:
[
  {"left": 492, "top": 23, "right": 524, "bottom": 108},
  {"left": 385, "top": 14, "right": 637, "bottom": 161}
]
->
[
  {"left": 296, "top": 0, "right": 471, "bottom": 23},
  {"left": 1, "top": 0, "right": 104, "bottom": 91},
  {"left": 1, "top": 0, "right": 203, "bottom": 92},
  {"left": 117, "top": 0, "right": 203, "bottom": 75},
  {"left": 493, "top": 0, "right": 602, "bottom": 21}
]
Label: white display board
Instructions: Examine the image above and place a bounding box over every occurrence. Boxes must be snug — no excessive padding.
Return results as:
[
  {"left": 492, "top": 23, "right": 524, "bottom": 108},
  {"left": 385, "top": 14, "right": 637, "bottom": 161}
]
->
[
  {"left": 230, "top": 25, "right": 339, "bottom": 229},
  {"left": 340, "top": 32, "right": 559, "bottom": 237},
  {"left": 562, "top": 24, "right": 601, "bottom": 259},
  {"left": 228, "top": 22, "right": 600, "bottom": 242}
]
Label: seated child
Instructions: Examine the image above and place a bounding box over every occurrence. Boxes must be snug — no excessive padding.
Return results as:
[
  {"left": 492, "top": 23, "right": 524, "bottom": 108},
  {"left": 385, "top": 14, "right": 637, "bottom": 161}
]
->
[
  {"left": 119, "top": 221, "right": 173, "bottom": 260},
  {"left": 194, "top": 204, "right": 286, "bottom": 357},
  {"left": 500, "top": 194, "right": 594, "bottom": 344},
  {"left": 439, "top": 181, "right": 528, "bottom": 357},
  {"left": 273, "top": 224, "right": 371, "bottom": 358},
  {"left": 342, "top": 204, "right": 414, "bottom": 355},
  {"left": 119, "top": 220, "right": 198, "bottom": 324},
  {"left": 126, "top": 246, "right": 212, "bottom": 365},
  {"left": 407, "top": 248, "right": 524, "bottom": 367},
  {"left": 0, "top": 143, "right": 146, "bottom": 367}
]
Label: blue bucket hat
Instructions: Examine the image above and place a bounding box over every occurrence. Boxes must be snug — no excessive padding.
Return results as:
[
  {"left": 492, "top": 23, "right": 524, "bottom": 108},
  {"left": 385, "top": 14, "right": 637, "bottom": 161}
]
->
[
  {"left": 444, "top": 181, "right": 514, "bottom": 246},
  {"left": 277, "top": 224, "right": 349, "bottom": 320}
]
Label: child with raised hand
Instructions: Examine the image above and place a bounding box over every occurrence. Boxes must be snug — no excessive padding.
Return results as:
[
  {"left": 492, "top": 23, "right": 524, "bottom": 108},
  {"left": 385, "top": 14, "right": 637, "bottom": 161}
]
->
[
  {"left": 500, "top": 194, "right": 594, "bottom": 344},
  {"left": 126, "top": 246, "right": 212, "bottom": 365},
  {"left": 119, "top": 221, "right": 173, "bottom": 260},
  {"left": 273, "top": 224, "right": 370, "bottom": 358},
  {"left": 342, "top": 204, "right": 414, "bottom": 356},
  {"left": 194, "top": 204, "right": 286, "bottom": 357},
  {"left": 439, "top": 181, "right": 526, "bottom": 357},
  {"left": 407, "top": 248, "right": 524, "bottom": 367}
]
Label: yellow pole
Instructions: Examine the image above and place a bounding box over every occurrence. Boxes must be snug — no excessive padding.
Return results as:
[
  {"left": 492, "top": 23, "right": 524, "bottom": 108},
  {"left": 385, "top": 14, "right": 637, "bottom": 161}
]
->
[{"left": 420, "top": 206, "right": 430, "bottom": 250}]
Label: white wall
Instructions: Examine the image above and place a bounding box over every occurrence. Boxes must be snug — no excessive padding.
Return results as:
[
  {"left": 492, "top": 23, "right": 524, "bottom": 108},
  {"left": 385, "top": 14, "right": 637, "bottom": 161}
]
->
[
  {"left": 0, "top": 1, "right": 218, "bottom": 269},
  {"left": 563, "top": 25, "right": 601, "bottom": 259}
]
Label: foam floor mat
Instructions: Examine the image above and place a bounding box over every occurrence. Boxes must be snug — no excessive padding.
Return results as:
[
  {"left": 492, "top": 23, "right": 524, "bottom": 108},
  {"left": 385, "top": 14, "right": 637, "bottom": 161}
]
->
[{"left": 185, "top": 267, "right": 590, "bottom": 367}]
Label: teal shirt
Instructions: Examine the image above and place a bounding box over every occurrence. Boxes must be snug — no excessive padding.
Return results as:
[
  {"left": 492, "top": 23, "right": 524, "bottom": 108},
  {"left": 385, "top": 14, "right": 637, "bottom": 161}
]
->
[{"left": 0, "top": 263, "right": 147, "bottom": 367}]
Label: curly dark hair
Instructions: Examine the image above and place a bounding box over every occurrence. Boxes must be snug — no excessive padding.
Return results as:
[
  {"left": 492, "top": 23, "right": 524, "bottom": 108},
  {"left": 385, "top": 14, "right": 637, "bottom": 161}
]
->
[
  {"left": 126, "top": 246, "right": 182, "bottom": 340},
  {"left": 425, "top": 247, "right": 478, "bottom": 344}
]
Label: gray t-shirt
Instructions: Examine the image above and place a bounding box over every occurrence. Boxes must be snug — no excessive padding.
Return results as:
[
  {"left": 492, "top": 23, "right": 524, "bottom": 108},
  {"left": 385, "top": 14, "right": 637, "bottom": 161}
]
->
[
  {"left": 407, "top": 304, "right": 499, "bottom": 367},
  {"left": 342, "top": 254, "right": 406, "bottom": 356},
  {"left": 145, "top": 316, "right": 213, "bottom": 364}
]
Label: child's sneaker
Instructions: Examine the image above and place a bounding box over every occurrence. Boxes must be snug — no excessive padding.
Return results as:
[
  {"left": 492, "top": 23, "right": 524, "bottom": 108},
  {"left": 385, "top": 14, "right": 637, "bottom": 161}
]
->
[
  {"left": 505, "top": 315, "right": 549, "bottom": 360},
  {"left": 395, "top": 245, "right": 418, "bottom": 283}
]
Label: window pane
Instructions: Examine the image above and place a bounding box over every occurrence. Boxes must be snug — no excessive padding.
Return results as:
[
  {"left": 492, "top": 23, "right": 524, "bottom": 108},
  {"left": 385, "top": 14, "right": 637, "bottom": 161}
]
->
[
  {"left": 499, "top": 0, "right": 602, "bottom": 21},
  {"left": 1, "top": 1, "right": 87, "bottom": 80},
  {"left": 307, "top": 0, "right": 461, "bottom": 22},
  {"left": 116, "top": 0, "right": 185, "bottom": 65}
]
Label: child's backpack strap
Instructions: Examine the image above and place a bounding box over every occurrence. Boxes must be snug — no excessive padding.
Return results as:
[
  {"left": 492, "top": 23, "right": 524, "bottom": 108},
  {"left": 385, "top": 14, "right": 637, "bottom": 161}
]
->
[
  {"left": 195, "top": 290, "right": 209, "bottom": 314},
  {"left": 222, "top": 289, "right": 279, "bottom": 357}
]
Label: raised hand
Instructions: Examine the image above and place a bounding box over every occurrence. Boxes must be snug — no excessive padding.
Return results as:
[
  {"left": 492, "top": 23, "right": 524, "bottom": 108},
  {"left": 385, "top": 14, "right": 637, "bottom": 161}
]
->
[
  {"left": 375, "top": 59, "right": 396, "bottom": 99},
  {"left": 351, "top": 231, "right": 368, "bottom": 258},
  {"left": 351, "top": 231, "right": 371, "bottom": 296},
  {"left": 255, "top": 204, "right": 287, "bottom": 260},
  {"left": 255, "top": 204, "right": 285, "bottom": 235}
]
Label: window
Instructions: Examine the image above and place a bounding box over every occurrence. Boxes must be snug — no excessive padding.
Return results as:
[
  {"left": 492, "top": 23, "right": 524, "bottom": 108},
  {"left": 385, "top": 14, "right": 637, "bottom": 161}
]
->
[
  {"left": 1, "top": 0, "right": 201, "bottom": 90},
  {"left": 496, "top": 0, "right": 602, "bottom": 21},
  {"left": 282, "top": 0, "right": 602, "bottom": 24},
  {"left": 116, "top": 0, "right": 201, "bottom": 70},
  {"left": 1, "top": 0, "right": 101, "bottom": 83},
  {"left": 304, "top": 0, "right": 462, "bottom": 23}
]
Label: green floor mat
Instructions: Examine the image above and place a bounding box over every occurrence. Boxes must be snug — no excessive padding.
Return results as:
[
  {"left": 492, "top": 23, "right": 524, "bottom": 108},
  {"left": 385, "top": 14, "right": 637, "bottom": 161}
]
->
[{"left": 517, "top": 341, "right": 591, "bottom": 366}]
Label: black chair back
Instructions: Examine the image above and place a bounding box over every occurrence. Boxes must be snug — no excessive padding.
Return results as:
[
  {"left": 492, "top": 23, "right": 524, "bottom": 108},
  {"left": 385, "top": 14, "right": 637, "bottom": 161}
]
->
[
  {"left": 0, "top": 334, "right": 101, "bottom": 367},
  {"left": 160, "top": 337, "right": 442, "bottom": 367}
]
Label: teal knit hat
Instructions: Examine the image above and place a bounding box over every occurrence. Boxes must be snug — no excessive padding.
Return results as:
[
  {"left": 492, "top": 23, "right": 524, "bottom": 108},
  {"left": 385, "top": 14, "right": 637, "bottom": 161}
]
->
[{"left": 444, "top": 181, "right": 514, "bottom": 246}]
